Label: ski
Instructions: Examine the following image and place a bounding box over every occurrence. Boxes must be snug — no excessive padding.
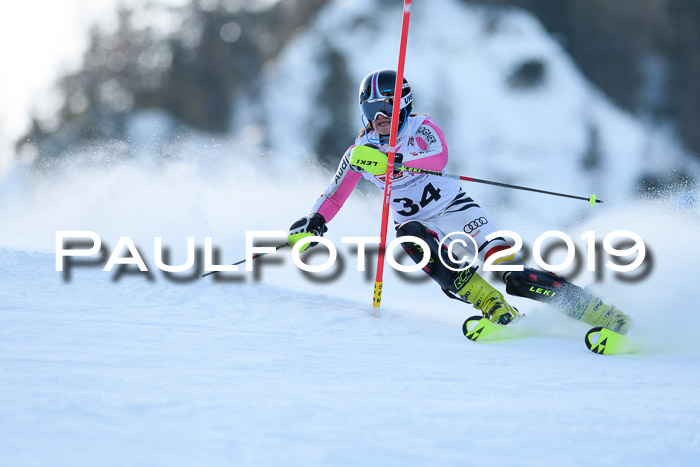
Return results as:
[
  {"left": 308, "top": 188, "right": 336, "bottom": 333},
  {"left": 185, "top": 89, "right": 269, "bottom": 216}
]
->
[
  {"left": 462, "top": 315, "right": 525, "bottom": 342},
  {"left": 464, "top": 316, "right": 639, "bottom": 355},
  {"left": 584, "top": 326, "right": 636, "bottom": 355}
]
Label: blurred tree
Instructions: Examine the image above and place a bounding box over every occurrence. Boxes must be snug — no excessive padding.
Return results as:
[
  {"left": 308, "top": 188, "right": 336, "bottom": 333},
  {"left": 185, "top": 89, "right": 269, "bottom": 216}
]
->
[
  {"left": 314, "top": 47, "right": 354, "bottom": 169},
  {"left": 19, "top": 0, "right": 328, "bottom": 164},
  {"left": 20, "top": 0, "right": 700, "bottom": 169},
  {"left": 506, "top": 58, "right": 547, "bottom": 90},
  {"left": 581, "top": 122, "right": 602, "bottom": 172},
  {"left": 467, "top": 0, "right": 700, "bottom": 159},
  {"left": 663, "top": 0, "right": 700, "bottom": 156}
]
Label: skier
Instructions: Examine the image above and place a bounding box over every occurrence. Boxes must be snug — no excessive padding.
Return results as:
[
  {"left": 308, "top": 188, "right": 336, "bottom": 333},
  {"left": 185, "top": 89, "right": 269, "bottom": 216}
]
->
[{"left": 288, "top": 69, "right": 630, "bottom": 333}]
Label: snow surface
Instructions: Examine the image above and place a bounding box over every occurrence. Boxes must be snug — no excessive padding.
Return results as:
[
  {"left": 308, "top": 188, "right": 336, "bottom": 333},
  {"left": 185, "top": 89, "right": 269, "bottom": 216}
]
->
[
  {"left": 2, "top": 0, "right": 700, "bottom": 466},
  {"left": 1, "top": 149, "right": 700, "bottom": 466}
]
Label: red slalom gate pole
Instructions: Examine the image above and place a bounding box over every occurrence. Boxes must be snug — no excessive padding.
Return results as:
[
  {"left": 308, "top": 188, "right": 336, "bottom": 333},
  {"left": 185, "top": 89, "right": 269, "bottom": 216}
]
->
[{"left": 372, "top": 0, "right": 413, "bottom": 313}]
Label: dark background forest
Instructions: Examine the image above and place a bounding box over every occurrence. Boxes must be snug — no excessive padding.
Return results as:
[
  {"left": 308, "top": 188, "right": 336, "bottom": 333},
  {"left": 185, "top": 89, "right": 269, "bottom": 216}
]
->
[{"left": 18, "top": 0, "right": 700, "bottom": 168}]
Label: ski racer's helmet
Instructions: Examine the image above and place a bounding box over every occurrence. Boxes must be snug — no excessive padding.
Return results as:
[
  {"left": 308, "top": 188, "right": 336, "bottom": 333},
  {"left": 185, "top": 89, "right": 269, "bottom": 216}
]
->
[{"left": 358, "top": 69, "right": 413, "bottom": 128}]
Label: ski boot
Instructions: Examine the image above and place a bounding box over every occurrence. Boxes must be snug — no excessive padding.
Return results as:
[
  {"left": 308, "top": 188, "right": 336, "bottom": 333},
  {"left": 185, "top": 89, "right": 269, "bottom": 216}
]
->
[
  {"left": 571, "top": 295, "right": 631, "bottom": 334},
  {"left": 447, "top": 268, "right": 520, "bottom": 325}
]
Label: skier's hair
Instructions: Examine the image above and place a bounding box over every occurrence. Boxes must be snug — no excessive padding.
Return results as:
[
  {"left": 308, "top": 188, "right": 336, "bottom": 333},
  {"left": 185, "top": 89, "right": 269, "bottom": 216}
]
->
[{"left": 357, "top": 113, "right": 426, "bottom": 138}]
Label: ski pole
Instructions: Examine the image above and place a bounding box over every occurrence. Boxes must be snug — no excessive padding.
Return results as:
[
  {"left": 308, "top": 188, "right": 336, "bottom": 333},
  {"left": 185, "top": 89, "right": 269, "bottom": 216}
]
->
[
  {"left": 200, "top": 242, "right": 289, "bottom": 278},
  {"left": 403, "top": 165, "right": 602, "bottom": 205},
  {"left": 350, "top": 145, "right": 602, "bottom": 206}
]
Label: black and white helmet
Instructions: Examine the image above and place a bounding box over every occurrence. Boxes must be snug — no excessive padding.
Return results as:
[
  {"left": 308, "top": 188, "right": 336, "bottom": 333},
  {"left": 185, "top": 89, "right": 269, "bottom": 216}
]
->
[{"left": 358, "top": 69, "right": 413, "bottom": 126}]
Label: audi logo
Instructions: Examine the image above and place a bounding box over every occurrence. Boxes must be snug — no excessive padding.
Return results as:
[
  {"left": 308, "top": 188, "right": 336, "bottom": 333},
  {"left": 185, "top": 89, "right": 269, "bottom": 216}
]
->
[{"left": 463, "top": 217, "right": 487, "bottom": 234}]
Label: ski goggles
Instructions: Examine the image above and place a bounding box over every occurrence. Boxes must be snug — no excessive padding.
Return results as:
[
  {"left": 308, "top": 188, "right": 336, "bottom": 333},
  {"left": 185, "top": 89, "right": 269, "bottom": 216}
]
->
[
  {"left": 360, "top": 98, "right": 395, "bottom": 121},
  {"left": 360, "top": 91, "right": 413, "bottom": 121}
]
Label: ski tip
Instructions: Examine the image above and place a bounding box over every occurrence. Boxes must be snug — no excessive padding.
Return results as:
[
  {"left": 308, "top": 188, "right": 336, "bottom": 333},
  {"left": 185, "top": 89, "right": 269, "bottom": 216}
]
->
[
  {"left": 585, "top": 326, "right": 604, "bottom": 353},
  {"left": 585, "top": 326, "right": 633, "bottom": 355},
  {"left": 462, "top": 315, "right": 494, "bottom": 342}
]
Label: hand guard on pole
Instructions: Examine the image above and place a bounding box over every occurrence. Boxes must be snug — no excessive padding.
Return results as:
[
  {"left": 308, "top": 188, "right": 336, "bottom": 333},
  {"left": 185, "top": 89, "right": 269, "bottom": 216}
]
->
[{"left": 350, "top": 144, "right": 403, "bottom": 176}]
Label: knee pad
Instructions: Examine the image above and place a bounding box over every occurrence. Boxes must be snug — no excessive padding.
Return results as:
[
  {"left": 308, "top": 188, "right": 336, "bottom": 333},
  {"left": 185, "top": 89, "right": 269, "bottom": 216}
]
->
[
  {"left": 396, "top": 221, "right": 462, "bottom": 290},
  {"left": 396, "top": 221, "right": 440, "bottom": 270},
  {"left": 396, "top": 220, "right": 435, "bottom": 262}
]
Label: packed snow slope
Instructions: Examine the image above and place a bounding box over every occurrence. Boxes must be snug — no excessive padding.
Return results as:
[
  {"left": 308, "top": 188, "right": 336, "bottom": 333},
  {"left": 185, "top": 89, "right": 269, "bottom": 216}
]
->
[
  {"left": 2, "top": 0, "right": 700, "bottom": 466},
  {"left": 1, "top": 151, "right": 699, "bottom": 467}
]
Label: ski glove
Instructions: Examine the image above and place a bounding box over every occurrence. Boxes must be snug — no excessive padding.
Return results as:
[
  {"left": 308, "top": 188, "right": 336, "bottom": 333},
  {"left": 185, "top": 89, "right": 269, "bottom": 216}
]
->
[
  {"left": 288, "top": 213, "right": 328, "bottom": 253},
  {"left": 392, "top": 152, "right": 404, "bottom": 174}
]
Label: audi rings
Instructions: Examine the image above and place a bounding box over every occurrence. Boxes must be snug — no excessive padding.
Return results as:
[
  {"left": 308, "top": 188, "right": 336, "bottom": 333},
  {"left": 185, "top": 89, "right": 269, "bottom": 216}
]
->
[{"left": 463, "top": 217, "right": 488, "bottom": 234}]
